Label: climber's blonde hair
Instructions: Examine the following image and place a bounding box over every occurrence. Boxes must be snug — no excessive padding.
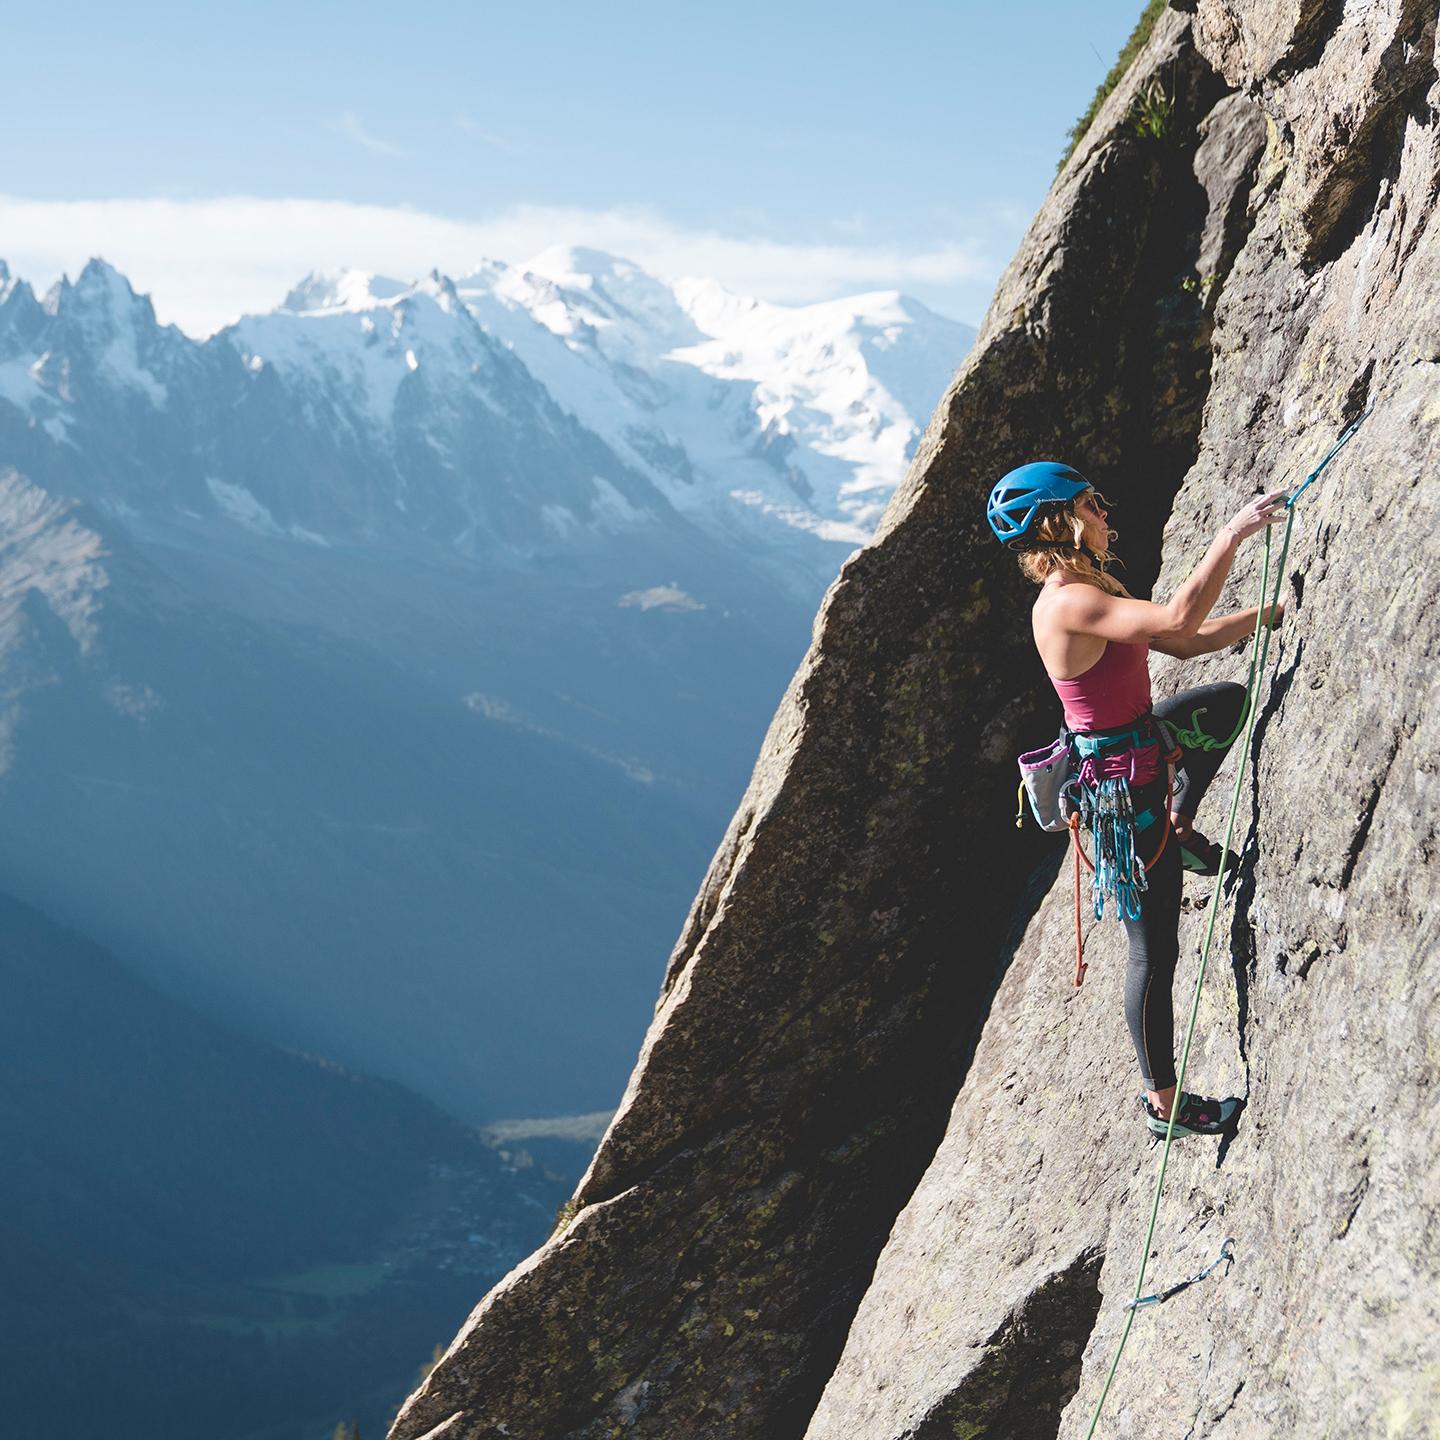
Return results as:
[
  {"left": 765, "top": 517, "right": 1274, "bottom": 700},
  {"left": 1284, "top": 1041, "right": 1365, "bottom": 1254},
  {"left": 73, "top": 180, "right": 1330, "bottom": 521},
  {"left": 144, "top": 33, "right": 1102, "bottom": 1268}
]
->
[{"left": 1015, "top": 489, "right": 1129, "bottom": 597}]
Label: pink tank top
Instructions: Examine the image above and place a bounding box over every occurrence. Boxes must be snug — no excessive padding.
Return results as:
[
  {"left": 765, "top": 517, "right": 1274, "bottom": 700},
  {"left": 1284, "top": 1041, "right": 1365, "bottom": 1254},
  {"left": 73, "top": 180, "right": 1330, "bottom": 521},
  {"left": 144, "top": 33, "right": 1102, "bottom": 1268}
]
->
[
  {"left": 1048, "top": 640, "right": 1153, "bottom": 732},
  {"left": 1048, "top": 641, "right": 1163, "bottom": 787}
]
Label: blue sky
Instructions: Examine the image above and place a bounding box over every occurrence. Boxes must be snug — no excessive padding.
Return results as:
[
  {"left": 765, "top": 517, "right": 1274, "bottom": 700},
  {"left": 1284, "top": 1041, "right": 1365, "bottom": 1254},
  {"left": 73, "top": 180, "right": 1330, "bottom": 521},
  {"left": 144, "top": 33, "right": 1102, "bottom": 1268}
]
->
[{"left": 2, "top": 0, "right": 1154, "bottom": 334}]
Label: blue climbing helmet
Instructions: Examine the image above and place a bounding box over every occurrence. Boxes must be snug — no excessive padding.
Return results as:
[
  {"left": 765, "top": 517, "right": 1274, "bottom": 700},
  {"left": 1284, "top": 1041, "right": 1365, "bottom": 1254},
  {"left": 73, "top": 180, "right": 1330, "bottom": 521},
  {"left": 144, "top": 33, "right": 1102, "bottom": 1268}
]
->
[{"left": 986, "top": 461, "right": 1092, "bottom": 544}]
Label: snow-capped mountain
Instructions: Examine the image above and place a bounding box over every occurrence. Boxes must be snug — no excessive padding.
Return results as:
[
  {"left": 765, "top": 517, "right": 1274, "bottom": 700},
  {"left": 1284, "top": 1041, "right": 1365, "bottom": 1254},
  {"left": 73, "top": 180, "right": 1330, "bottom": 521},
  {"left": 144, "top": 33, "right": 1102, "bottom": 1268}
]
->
[
  {"left": 224, "top": 265, "right": 672, "bottom": 554},
  {"left": 0, "top": 251, "right": 971, "bottom": 577},
  {"left": 0, "top": 257, "right": 669, "bottom": 564},
  {"left": 234, "top": 247, "right": 971, "bottom": 557},
  {"left": 0, "top": 251, "right": 972, "bottom": 1124},
  {"left": 432, "top": 245, "right": 967, "bottom": 543}
]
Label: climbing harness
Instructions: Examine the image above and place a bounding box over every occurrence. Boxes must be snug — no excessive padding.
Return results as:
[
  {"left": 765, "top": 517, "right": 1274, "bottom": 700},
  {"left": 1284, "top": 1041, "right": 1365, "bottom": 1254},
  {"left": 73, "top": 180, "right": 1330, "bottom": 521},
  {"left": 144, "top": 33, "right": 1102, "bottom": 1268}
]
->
[
  {"left": 1123, "top": 1238, "right": 1234, "bottom": 1310},
  {"left": 1017, "top": 712, "right": 1182, "bottom": 984},
  {"left": 1082, "top": 403, "right": 1375, "bottom": 1438}
]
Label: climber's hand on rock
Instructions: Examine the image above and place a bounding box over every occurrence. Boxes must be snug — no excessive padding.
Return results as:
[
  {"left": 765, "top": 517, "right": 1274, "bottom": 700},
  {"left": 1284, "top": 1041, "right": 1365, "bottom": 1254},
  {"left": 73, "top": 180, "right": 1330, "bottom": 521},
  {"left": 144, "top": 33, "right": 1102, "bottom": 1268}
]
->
[
  {"left": 1224, "top": 491, "right": 1289, "bottom": 542},
  {"left": 1263, "top": 600, "right": 1285, "bottom": 628}
]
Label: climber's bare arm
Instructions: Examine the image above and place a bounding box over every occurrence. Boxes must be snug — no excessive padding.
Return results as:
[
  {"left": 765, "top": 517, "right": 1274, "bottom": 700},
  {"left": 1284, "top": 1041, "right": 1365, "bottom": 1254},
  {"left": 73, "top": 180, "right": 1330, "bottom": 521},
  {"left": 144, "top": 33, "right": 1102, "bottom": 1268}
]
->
[
  {"left": 1149, "top": 603, "right": 1284, "bottom": 658},
  {"left": 1147, "top": 633, "right": 1200, "bottom": 659}
]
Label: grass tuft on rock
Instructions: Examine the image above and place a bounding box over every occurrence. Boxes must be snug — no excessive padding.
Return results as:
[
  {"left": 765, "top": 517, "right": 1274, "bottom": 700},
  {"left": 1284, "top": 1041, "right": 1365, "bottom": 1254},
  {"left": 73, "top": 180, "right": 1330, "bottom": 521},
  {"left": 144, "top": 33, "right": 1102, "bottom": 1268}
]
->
[
  {"left": 552, "top": 1195, "right": 583, "bottom": 1236},
  {"left": 1129, "top": 77, "right": 1175, "bottom": 144},
  {"left": 1058, "top": 0, "right": 1169, "bottom": 171}
]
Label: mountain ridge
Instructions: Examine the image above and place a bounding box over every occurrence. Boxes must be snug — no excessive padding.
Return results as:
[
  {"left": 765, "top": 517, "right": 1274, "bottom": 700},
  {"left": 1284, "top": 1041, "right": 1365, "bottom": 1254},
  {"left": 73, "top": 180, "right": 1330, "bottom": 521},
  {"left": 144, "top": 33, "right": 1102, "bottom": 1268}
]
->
[{"left": 0, "top": 248, "right": 973, "bottom": 569}]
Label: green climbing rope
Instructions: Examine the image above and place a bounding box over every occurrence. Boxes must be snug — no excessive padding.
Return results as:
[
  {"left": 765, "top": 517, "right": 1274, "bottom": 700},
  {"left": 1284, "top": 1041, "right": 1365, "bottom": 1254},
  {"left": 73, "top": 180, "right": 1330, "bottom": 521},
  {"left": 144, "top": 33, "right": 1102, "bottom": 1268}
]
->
[{"left": 1082, "top": 406, "right": 1372, "bottom": 1437}]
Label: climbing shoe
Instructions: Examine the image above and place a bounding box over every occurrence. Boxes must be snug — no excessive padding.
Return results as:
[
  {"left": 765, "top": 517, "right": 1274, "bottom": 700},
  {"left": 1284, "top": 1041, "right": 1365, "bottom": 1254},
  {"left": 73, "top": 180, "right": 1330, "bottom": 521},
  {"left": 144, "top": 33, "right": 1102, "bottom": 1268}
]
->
[
  {"left": 1141, "top": 1091, "right": 1240, "bottom": 1138},
  {"left": 1177, "top": 831, "right": 1240, "bottom": 881}
]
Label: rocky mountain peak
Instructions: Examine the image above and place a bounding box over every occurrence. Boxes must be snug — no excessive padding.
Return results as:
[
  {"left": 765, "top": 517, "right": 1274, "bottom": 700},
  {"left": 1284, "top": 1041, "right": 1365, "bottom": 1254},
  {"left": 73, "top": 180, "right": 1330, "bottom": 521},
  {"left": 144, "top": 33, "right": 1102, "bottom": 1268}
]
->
[
  {"left": 17, "top": 257, "right": 177, "bottom": 411},
  {"left": 0, "top": 267, "right": 42, "bottom": 339},
  {"left": 45, "top": 256, "right": 152, "bottom": 329},
  {"left": 422, "top": 268, "right": 463, "bottom": 311}
]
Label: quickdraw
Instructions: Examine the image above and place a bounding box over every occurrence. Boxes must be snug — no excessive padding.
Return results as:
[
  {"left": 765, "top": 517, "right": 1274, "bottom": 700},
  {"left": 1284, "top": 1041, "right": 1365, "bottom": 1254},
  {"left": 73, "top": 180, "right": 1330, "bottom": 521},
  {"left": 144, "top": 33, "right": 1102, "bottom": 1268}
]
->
[
  {"left": 1123, "top": 1238, "right": 1235, "bottom": 1310},
  {"left": 1067, "top": 774, "right": 1174, "bottom": 986},
  {"left": 1063, "top": 714, "right": 1182, "bottom": 986}
]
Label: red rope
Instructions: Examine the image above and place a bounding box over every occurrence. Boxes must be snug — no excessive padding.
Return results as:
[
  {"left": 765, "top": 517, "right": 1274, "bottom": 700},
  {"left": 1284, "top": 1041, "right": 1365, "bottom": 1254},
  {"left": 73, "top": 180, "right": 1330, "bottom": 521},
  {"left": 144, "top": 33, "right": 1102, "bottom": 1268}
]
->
[{"left": 1071, "top": 813, "right": 1086, "bottom": 986}]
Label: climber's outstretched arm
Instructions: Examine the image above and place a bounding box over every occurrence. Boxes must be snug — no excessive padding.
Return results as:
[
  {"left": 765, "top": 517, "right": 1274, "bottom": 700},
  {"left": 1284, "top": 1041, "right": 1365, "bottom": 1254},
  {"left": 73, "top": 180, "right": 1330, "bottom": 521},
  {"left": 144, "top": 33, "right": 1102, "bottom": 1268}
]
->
[{"left": 1149, "top": 603, "right": 1284, "bottom": 658}]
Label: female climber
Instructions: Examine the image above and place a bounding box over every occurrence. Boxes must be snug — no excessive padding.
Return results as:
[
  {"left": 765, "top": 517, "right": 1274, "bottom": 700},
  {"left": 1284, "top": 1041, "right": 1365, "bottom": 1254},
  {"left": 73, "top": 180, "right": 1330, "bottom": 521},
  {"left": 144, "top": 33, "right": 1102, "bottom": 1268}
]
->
[{"left": 988, "top": 462, "right": 1288, "bottom": 1138}]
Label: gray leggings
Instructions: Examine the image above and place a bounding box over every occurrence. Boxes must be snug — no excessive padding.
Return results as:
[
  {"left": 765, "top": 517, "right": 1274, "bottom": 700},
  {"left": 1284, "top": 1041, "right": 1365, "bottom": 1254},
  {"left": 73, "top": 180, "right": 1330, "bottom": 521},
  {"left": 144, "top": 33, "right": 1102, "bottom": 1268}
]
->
[{"left": 1122, "top": 681, "right": 1248, "bottom": 1091}]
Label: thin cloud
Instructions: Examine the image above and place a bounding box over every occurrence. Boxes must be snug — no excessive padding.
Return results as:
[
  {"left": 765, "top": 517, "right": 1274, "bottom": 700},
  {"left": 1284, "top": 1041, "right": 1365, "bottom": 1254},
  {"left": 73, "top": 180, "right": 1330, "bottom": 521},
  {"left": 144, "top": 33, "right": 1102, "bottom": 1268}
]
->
[
  {"left": 328, "top": 111, "right": 409, "bottom": 158},
  {"left": 0, "top": 193, "right": 1003, "bottom": 338},
  {"left": 454, "top": 115, "right": 523, "bottom": 152}
]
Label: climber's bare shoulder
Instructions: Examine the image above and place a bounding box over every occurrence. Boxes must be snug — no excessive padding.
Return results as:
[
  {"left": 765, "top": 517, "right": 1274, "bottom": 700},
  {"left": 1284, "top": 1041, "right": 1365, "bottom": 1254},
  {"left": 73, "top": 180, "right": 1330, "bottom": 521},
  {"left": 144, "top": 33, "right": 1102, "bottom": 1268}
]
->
[
  {"left": 1035, "top": 573, "right": 1181, "bottom": 649},
  {"left": 1032, "top": 574, "right": 1108, "bottom": 678}
]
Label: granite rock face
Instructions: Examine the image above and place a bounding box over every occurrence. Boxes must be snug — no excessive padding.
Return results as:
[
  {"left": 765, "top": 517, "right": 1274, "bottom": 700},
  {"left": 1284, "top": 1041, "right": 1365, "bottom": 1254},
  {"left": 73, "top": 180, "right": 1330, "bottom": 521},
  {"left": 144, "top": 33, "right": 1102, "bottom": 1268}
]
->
[
  {"left": 806, "top": 2, "right": 1440, "bottom": 1436},
  {"left": 1188, "top": 0, "right": 1435, "bottom": 263},
  {"left": 387, "top": 4, "right": 1439, "bottom": 1437}
]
